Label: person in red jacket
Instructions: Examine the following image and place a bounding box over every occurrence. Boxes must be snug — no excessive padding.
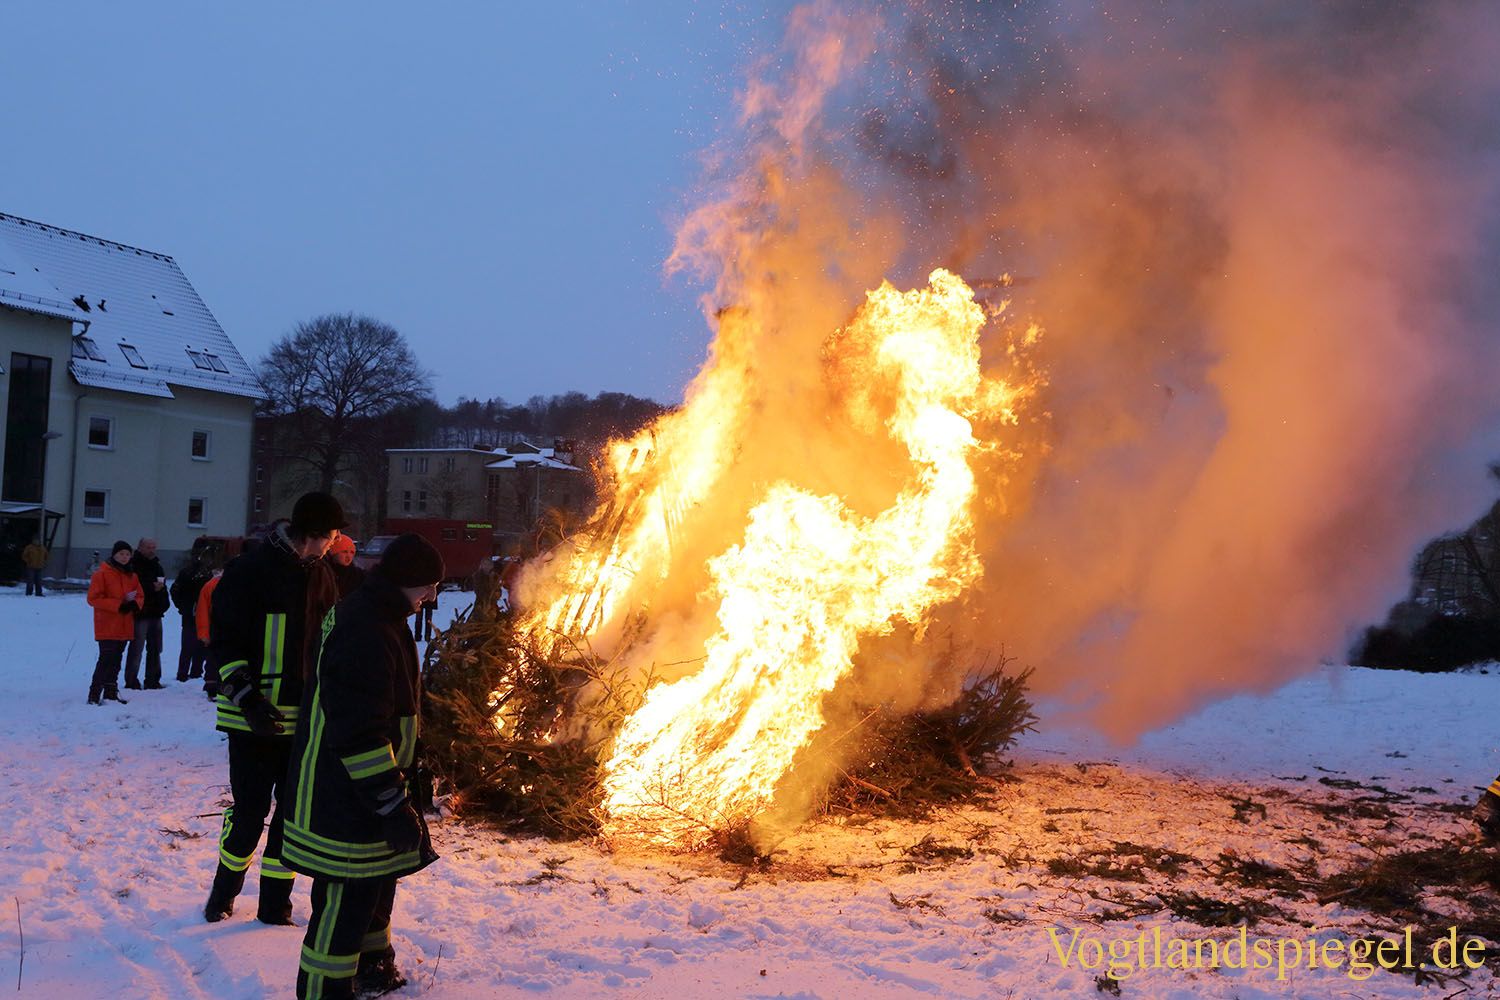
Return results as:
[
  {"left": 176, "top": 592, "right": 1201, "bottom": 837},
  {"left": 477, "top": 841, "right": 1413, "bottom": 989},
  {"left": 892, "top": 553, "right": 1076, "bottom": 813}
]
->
[
  {"left": 196, "top": 569, "right": 223, "bottom": 699},
  {"left": 87, "top": 540, "right": 141, "bottom": 705}
]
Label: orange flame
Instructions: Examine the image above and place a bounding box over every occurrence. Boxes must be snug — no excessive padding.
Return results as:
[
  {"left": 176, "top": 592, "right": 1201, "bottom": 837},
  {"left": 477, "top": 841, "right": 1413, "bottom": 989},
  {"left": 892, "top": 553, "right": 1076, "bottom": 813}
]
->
[{"left": 515, "top": 269, "right": 1040, "bottom": 848}]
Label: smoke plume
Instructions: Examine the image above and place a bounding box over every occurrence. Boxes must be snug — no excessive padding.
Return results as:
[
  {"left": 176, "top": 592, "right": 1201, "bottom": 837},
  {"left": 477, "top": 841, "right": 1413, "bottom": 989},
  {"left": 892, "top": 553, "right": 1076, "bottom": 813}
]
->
[{"left": 656, "top": 0, "right": 1500, "bottom": 738}]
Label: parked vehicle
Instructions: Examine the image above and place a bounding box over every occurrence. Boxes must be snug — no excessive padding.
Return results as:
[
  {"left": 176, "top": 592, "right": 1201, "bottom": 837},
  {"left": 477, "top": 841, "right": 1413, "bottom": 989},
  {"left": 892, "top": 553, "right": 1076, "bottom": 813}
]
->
[{"left": 361, "top": 519, "right": 493, "bottom": 584}]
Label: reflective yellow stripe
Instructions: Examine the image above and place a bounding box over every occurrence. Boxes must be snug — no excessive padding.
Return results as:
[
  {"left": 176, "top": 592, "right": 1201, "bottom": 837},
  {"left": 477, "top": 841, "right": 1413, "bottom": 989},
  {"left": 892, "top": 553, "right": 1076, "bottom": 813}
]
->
[
  {"left": 260, "top": 856, "right": 294, "bottom": 880},
  {"left": 284, "top": 818, "right": 393, "bottom": 858},
  {"left": 299, "top": 944, "right": 358, "bottom": 977},
  {"left": 396, "top": 715, "right": 417, "bottom": 768},
  {"left": 264, "top": 614, "right": 286, "bottom": 707},
  {"left": 219, "top": 807, "right": 253, "bottom": 871},
  {"left": 283, "top": 841, "right": 422, "bottom": 879},
  {"left": 341, "top": 744, "right": 397, "bottom": 780},
  {"left": 218, "top": 658, "right": 249, "bottom": 682},
  {"left": 295, "top": 690, "right": 324, "bottom": 827},
  {"left": 360, "top": 924, "right": 392, "bottom": 955}
]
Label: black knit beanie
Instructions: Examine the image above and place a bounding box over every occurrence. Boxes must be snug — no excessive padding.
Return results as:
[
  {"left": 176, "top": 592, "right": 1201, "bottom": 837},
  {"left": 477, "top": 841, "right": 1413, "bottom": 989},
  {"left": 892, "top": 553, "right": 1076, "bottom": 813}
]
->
[
  {"left": 112, "top": 540, "right": 133, "bottom": 556},
  {"left": 372, "top": 533, "right": 445, "bottom": 587},
  {"left": 290, "top": 491, "right": 348, "bottom": 534}
]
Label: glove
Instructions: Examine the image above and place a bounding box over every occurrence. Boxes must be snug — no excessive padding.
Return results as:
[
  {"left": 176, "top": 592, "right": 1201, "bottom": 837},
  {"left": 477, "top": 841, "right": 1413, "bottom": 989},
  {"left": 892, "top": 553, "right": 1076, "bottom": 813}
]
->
[
  {"left": 379, "top": 798, "right": 423, "bottom": 854},
  {"left": 238, "top": 689, "right": 286, "bottom": 738},
  {"left": 119, "top": 599, "right": 140, "bottom": 614}
]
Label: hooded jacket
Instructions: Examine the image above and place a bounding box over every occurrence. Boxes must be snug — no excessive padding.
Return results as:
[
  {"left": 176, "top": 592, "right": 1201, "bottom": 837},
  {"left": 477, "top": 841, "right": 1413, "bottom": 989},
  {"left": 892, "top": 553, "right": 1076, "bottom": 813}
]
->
[
  {"left": 283, "top": 574, "right": 436, "bottom": 880},
  {"left": 87, "top": 560, "right": 141, "bottom": 641},
  {"left": 209, "top": 525, "right": 338, "bottom": 737}
]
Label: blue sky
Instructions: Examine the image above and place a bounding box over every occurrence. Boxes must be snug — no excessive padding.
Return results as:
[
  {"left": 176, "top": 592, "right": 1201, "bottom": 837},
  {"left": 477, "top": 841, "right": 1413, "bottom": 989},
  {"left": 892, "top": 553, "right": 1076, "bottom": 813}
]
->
[{"left": 1, "top": 1, "right": 792, "bottom": 405}]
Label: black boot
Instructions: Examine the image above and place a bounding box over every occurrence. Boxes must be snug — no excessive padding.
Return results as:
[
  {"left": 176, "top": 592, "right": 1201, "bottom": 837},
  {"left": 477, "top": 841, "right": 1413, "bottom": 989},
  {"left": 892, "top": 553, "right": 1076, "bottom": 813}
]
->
[
  {"left": 1475, "top": 790, "right": 1500, "bottom": 842},
  {"left": 203, "top": 863, "right": 245, "bottom": 923},
  {"left": 86, "top": 687, "right": 102, "bottom": 706},
  {"left": 354, "top": 952, "right": 407, "bottom": 998},
  {"left": 256, "top": 877, "right": 294, "bottom": 925},
  {"left": 102, "top": 688, "right": 128, "bottom": 705}
]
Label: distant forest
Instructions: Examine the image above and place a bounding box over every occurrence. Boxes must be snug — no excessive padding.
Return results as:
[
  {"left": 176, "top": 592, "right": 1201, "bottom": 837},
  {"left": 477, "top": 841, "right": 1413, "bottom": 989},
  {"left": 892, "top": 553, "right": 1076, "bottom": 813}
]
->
[{"left": 397, "top": 391, "right": 669, "bottom": 455}]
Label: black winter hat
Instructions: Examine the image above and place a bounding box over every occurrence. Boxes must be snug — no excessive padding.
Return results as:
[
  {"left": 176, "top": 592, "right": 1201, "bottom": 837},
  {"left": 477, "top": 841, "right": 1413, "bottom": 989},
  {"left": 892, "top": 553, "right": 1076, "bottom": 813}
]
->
[
  {"left": 111, "top": 539, "right": 133, "bottom": 556},
  {"left": 290, "top": 491, "right": 348, "bottom": 533},
  {"left": 373, "top": 533, "right": 445, "bottom": 588}
]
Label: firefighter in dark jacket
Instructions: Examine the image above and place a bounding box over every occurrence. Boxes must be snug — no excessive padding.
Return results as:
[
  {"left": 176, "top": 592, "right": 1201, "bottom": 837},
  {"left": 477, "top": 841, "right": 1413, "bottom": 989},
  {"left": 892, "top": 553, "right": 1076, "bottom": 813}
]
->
[
  {"left": 285, "top": 533, "right": 443, "bottom": 1000},
  {"left": 202, "top": 491, "right": 344, "bottom": 926}
]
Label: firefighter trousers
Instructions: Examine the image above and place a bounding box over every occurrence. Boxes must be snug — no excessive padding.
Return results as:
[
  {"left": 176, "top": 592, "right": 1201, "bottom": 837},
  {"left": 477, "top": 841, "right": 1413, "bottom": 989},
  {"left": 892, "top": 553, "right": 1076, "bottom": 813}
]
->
[
  {"left": 296, "top": 875, "right": 398, "bottom": 999},
  {"left": 217, "top": 731, "right": 295, "bottom": 887}
]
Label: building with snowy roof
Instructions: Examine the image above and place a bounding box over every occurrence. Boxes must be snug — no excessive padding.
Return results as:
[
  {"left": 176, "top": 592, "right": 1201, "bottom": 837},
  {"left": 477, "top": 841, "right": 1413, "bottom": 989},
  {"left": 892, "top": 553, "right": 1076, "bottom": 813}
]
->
[
  {"left": 0, "top": 210, "right": 259, "bottom": 578},
  {"left": 384, "top": 440, "right": 592, "bottom": 548}
]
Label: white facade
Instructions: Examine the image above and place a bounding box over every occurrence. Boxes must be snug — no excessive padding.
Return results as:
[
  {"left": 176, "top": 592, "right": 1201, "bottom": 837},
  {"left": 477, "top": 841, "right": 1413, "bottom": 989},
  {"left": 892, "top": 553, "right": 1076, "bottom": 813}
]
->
[{"left": 0, "top": 212, "right": 259, "bottom": 578}]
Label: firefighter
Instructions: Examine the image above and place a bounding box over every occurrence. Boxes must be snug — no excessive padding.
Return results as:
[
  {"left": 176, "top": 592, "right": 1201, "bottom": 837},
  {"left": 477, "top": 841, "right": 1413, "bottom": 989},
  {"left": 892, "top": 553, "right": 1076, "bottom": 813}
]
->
[
  {"left": 202, "top": 492, "right": 344, "bottom": 925},
  {"left": 285, "top": 533, "right": 443, "bottom": 1000}
]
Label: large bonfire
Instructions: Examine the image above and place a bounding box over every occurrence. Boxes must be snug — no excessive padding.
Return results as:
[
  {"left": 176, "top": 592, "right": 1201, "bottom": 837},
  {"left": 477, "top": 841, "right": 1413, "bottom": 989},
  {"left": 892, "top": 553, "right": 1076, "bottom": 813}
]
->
[
  {"left": 424, "top": 0, "right": 1500, "bottom": 854},
  {"left": 511, "top": 270, "right": 1041, "bottom": 849}
]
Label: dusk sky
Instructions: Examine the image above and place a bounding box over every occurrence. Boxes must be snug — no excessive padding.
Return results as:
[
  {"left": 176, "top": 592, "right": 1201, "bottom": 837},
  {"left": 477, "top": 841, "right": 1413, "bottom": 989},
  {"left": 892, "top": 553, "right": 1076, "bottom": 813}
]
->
[{"left": 1, "top": 1, "right": 794, "bottom": 406}]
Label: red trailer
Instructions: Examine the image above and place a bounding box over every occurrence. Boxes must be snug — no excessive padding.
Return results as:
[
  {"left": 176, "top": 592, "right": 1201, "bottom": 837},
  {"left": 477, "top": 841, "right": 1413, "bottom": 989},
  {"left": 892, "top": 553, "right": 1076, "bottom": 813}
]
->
[{"left": 359, "top": 519, "right": 494, "bottom": 582}]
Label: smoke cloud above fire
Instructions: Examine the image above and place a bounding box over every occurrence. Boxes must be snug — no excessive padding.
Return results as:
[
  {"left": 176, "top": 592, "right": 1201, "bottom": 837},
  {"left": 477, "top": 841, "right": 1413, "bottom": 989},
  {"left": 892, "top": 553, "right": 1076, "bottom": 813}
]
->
[{"left": 651, "top": 0, "right": 1500, "bottom": 738}]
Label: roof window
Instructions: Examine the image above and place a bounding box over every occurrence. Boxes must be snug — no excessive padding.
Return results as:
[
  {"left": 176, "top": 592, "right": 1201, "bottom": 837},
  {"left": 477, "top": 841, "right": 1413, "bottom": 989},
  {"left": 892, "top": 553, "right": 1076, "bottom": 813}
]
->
[
  {"left": 119, "top": 344, "right": 148, "bottom": 369},
  {"left": 150, "top": 293, "right": 175, "bottom": 316},
  {"left": 203, "top": 352, "right": 230, "bottom": 374},
  {"left": 72, "top": 336, "right": 107, "bottom": 362},
  {"left": 185, "top": 349, "right": 212, "bottom": 370}
]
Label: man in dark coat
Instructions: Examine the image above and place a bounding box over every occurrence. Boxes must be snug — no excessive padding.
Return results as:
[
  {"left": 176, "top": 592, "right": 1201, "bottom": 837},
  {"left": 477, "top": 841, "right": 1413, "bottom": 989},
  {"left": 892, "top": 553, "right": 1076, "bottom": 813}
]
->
[
  {"left": 125, "top": 537, "right": 171, "bottom": 689},
  {"left": 285, "top": 533, "right": 443, "bottom": 1000},
  {"left": 202, "top": 492, "right": 343, "bottom": 926},
  {"left": 170, "top": 541, "right": 215, "bottom": 682}
]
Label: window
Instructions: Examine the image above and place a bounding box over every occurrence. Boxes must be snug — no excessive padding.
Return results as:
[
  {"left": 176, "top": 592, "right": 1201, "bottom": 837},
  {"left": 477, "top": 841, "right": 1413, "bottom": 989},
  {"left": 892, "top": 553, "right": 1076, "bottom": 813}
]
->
[
  {"left": 444, "top": 456, "right": 456, "bottom": 472},
  {"left": 83, "top": 489, "right": 109, "bottom": 522},
  {"left": 418, "top": 457, "right": 429, "bottom": 474},
  {"left": 441, "top": 527, "right": 457, "bottom": 541},
  {"left": 402, "top": 490, "right": 412, "bottom": 513},
  {"left": 5, "top": 353, "right": 51, "bottom": 504},
  {"left": 203, "top": 352, "right": 230, "bottom": 374},
  {"left": 253, "top": 495, "right": 264, "bottom": 513},
  {"left": 255, "top": 465, "right": 264, "bottom": 484},
  {"left": 185, "top": 349, "right": 212, "bottom": 370},
  {"left": 72, "top": 336, "right": 107, "bottom": 362},
  {"left": 87, "top": 416, "right": 113, "bottom": 449},
  {"left": 187, "top": 496, "right": 206, "bottom": 527},
  {"left": 417, "top": 490, "right": 428, "bottom": 512},
  {"left": 401, "top": 457, "right": 413, "bottom": 474},
  {"left": 119, "top": 344, "right": 147, "bottom": 369},
  {"left": 191, "top": 429, "right": 211, "bottom": 459}
]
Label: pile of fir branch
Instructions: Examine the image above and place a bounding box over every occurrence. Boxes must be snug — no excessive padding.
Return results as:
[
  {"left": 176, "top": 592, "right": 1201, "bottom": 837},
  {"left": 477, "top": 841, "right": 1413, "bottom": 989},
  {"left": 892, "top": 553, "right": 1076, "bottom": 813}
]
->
[
  {"left": 422, "top": 593, "right": 1038, "bottom": 841},
  {"left": 820, "top": 662, "right": 1038, "bottom": 818},
  {"left": 419, "top": 601, "right": 643, "bottom": 839}
]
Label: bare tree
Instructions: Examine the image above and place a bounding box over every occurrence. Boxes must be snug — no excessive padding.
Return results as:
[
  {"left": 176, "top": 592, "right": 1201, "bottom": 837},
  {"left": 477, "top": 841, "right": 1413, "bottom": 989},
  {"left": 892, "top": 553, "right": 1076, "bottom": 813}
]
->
[
  {"left": 421, "top": 465, "right": 475, "bottom": 519},
  {"left": 258, "top": 313, "right": 432, "bottom": 498}
]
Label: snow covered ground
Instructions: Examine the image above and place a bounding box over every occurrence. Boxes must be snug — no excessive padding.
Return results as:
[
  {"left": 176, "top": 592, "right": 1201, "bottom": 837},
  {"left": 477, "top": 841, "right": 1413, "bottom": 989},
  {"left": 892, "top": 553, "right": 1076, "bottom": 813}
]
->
[{"left": 2, "top": 584, "right": 1498, "bottom": 999}]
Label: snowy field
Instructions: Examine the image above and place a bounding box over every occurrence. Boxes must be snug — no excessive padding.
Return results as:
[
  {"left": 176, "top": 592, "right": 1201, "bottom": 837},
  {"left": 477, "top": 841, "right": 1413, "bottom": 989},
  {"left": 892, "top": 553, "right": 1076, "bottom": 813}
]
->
[{"left": 2, "top": 585, "right": 1499, "bottom": 999}]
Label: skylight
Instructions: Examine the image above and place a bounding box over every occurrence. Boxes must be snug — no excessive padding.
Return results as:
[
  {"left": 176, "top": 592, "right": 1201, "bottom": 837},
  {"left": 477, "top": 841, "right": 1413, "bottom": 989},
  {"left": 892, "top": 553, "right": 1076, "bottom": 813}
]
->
[{"left": 119, "top": 344, "right": 147, "bottom": 369}]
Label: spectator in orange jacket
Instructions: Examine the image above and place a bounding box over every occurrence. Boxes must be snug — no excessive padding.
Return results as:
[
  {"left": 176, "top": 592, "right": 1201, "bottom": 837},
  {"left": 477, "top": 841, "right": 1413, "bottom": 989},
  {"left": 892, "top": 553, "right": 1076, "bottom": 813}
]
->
[
  {"left": 197, "top": 570, "right": 223, "bottom": 699},
  {"left": 87, "top": 540, "right": 141, "bottom": 705}
]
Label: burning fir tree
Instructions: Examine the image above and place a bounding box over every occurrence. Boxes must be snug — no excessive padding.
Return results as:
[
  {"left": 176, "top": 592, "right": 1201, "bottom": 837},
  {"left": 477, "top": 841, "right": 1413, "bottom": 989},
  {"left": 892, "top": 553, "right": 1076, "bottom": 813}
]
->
[{"left": 422, "top": 270, "right": 1042, "bottom": 855}]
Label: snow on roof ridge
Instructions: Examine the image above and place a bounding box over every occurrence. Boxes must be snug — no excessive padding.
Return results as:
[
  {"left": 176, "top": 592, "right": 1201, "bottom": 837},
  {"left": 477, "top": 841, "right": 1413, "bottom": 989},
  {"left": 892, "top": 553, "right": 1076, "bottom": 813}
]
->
[{"left": 0, "top": 211, "right": 174, "bottom": 262}]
